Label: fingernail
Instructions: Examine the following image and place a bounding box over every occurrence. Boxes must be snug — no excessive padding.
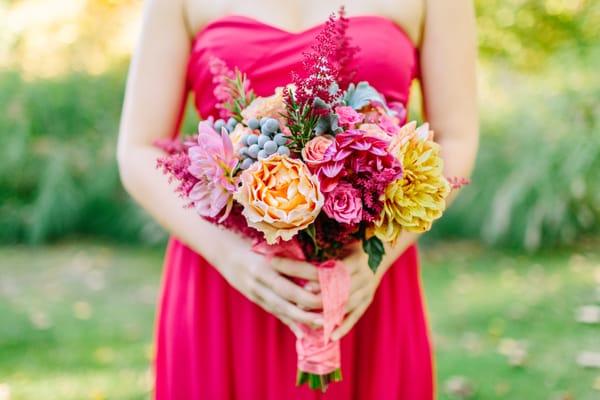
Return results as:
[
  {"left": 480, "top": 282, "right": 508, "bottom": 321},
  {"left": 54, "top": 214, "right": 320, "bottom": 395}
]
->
[
  {"left": 314, "top": 318, "right": 324, "bottom": 326},
  {"left": 305, "top": 282, "right": 320, "bottom": 292}
]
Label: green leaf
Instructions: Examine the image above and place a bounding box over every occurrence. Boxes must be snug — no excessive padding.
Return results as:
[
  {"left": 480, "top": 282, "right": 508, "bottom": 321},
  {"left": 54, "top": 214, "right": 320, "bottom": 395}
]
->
[{"left": 362, "top": 236, "right": 385, "bottom": 272}]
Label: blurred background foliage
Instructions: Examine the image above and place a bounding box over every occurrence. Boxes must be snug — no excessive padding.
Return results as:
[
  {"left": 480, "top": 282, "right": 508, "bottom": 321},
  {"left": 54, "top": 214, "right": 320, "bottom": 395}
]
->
[{"left": 0, "top": 0, "right": 599, "bottom": 250}]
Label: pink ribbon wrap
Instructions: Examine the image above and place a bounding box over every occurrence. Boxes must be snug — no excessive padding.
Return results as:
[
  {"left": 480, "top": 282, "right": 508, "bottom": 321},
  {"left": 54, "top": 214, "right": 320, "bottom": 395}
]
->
[{"left": 253, "top": 240, "right": 351, "bottom": 375}]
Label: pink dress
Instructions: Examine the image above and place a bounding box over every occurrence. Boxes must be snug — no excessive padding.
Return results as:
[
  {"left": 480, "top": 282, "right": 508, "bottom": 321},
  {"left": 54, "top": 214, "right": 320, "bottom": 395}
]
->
[{"left": 155, "top": 15, "right": 434, "bottom": 399}]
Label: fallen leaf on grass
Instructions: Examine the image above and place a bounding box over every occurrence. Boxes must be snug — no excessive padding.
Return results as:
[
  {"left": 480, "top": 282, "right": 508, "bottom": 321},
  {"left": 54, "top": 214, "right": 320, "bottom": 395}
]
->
[
  {"left": 576, "top": 351, "right": 600, "bottom": 368},
  {"left": 576, "top": 305, "right": 600, "bottom": 324},
  {"left": 73, "top": 301, "right": 93, "bottom": 320},
  {"left": 444, "top": 376, "right": 474, "bottom": 399},
  {"left": 460, "top": 332, "right": 483, "bottom": 354},
  {"left": 498, "top": 338, "right": 528, "bottom": 367},
  {"left": 28, "top": 310, "right": 52, "bottom": 330}
]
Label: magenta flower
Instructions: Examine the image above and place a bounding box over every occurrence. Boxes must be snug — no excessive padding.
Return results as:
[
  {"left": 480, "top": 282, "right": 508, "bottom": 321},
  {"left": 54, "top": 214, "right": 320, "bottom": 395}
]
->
[
  {"left": 187, "top": 120, "right": 238, "bottom": 220},
  {"left": 323, "top": 182, "right": 363, "bottom": 224},
  {"left": 315, "top": 129, "right": 401, "bottom": 192},
  {"left": 335, "top": 106, "right": 363, "bottom": 127}
]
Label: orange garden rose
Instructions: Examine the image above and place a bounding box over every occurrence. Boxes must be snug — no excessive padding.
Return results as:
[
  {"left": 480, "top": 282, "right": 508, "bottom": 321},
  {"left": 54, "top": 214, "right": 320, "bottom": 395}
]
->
[{"left": 235, "top": 154, "right": 324, "bottom": 244}]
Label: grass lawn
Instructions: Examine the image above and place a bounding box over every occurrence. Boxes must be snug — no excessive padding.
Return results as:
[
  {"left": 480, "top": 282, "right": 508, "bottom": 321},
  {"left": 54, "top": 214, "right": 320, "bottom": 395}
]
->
[{"left": 0, "top": 240, "right": 599, "bottom": 399}]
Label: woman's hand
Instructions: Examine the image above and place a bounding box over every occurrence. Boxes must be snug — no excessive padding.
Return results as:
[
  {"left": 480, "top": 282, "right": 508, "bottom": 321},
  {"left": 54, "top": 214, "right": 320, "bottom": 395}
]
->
[
  {"left": 331, "top": 249, "right": 379, "bottom": 341},
  {"left": 217, "top": 245, "right": 323, "bottom": 337}
]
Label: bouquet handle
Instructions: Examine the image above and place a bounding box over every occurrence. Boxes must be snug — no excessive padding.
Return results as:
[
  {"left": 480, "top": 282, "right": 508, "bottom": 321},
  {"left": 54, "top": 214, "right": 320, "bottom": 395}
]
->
[{"left": 252, "top": 241, "right": 351, "bottom": 391}]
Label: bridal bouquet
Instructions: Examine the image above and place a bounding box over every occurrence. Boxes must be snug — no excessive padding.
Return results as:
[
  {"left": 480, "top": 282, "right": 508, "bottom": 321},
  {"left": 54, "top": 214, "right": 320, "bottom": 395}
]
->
[{"left": 156, "top": 8, "right": 461, "bottom": 391}]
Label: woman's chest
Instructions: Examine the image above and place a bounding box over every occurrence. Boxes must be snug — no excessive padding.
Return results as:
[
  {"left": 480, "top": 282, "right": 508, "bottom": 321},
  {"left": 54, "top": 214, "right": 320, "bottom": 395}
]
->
[{"left": 184, "top": 0, "right": 424, "bottom": 46}]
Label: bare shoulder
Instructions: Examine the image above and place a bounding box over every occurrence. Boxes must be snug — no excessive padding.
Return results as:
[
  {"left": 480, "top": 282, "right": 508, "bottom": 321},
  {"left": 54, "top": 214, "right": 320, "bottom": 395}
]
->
[
  {"left": 182, "top": 0, "right": 221, "bottom": 37},
  {"left": 383, "top": 0, "right": 425, "bottom": 46}
]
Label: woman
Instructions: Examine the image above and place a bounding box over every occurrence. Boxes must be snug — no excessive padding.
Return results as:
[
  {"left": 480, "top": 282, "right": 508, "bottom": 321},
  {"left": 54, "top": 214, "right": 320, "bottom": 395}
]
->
[{"left": 117, "top": 0, "right": 478, "bottom": 398}]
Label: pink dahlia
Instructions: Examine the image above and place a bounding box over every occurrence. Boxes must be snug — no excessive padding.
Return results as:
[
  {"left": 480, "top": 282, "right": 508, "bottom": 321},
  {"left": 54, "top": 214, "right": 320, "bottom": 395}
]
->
[
  {"left": 187, "top": 120, "right": 238, "bottom": 220},
  {"left": 315, "top": 129, "right": 401, "bottom": 192}
]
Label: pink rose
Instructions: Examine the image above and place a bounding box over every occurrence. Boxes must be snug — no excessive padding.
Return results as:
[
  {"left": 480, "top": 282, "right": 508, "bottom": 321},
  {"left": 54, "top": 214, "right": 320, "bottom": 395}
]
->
[
  {"left": 323, "top": 182, "right": 363, "bottom": 225},
  {"left": 301, "top": 135, "right": 334, "bottom": 168},
  {"left": 335, "top": 106, "right": 364, "bottom": 127}
]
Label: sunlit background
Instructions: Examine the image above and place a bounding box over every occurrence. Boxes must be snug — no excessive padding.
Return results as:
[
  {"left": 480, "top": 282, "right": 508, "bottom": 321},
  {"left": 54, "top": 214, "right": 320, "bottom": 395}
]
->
[{"left": 0, "top": 1, "right": 599, "bottom": 399}]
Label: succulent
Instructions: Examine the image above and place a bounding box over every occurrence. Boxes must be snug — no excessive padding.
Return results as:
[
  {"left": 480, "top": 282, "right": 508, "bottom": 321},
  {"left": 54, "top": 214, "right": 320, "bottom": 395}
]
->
[
  {"left": 315, "top": 113, "right": 342, "bottom": 135},
  {"left": 342, "top": 81, "right": 390, "bottom": 113}
]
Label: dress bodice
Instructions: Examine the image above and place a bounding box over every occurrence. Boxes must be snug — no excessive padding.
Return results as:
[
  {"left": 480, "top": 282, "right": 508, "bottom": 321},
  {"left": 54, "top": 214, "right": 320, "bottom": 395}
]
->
[{"left": 186, "top": 15, "right": 419, "bottom": 119}]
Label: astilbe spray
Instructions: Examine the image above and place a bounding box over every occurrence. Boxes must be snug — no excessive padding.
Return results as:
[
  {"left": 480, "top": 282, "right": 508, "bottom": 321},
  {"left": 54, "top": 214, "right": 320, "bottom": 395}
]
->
[{"left": 284, "top": 6, "right": 358, "bottom": 157}]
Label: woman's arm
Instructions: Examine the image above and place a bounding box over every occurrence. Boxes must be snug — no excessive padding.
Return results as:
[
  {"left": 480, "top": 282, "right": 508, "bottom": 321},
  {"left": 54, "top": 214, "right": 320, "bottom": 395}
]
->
[
  {"left": 377, "top": 0, "right": 480, "bottom": 278},
  {"left": 117, "top": 0, "right": 323, "bottom": 334},
  {"left": 332, "top": 0, "right": 479, "bottom": 340}
]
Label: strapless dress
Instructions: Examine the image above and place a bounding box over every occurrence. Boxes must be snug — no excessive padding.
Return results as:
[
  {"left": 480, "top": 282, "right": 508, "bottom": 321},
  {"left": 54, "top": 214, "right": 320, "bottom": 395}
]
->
[{"left": 155, "top": 15, "right": 434, "bottom": 400}]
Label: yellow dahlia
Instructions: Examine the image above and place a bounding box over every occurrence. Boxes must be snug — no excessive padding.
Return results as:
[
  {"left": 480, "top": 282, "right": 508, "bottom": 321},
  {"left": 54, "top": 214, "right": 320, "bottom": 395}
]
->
[
  {"left": 373, "top": 122, "right": 451, "bottom": 242},
  {"left": 235, "top": 154, "right": 324, "bottom": 244}
]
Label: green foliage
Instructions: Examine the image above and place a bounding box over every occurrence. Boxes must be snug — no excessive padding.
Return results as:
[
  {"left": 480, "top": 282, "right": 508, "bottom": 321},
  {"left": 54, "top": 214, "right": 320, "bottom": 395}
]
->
[
  {"left": 223, "top": 69, "right": 255, "bottom": 122},
  {"left": 476, "top": 0, "right": 599, "bottom": 69},
  {"left": 0, "top": 67, "right": 168, "bottom": 245},
  {"left": 430, "top": 50, "right": 600, "bottom": 250},
  {"left": 362, "top": 235, "right": 385, "bottom": 272},
  {"left": 283, "top": 89, "right": 319, "bottom": 153}
]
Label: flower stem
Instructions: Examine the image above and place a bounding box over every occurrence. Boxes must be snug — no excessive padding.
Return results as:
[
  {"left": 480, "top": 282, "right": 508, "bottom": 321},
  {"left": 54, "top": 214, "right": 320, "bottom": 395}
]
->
[{"left": 296, "top": 369, "right": 342, "bottom": 392}]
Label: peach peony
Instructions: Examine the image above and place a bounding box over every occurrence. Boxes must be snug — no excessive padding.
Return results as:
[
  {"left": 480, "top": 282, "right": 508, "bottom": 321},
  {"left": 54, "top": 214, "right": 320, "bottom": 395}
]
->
[
  {"left": 235, "top": 154, "right": 324, "bottom": 244},
  {"left": 301, "top": 135, "right": 334, "bottom": 168},
  {"left": 241, "top": 86, "right": 287, "bottom": 127}
]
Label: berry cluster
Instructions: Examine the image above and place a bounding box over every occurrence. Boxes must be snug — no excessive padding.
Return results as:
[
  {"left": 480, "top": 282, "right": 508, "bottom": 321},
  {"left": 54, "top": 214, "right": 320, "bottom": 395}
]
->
[
  {"left": 238, "top": 117, "right": 291, "bottom": 170},
  {"left": 213, "top": 117, "right": 239, "bottom": 134}
]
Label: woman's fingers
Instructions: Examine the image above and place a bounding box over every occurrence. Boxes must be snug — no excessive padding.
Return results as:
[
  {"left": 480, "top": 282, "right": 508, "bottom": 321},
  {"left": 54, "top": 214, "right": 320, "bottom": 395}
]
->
[
  {"left": 349, "top": 268, "right": 372, "bottom": 293},
  {"left": 345, "top": 285, "right": 370, "bottom": 314},
  {"left": 331, "top": 300, "right": 370, "bottom": 341},
  {"left": 261, "top": 270, "right": 323, "bottom": 310},
  {"left": 279, "top": 315, "right": 303, "bottom": 338},
  {"left": 270, "top": 257, "right": 319, "bottom": 281},
  {"left": 304, "top": 281, "right": 321, "bottom": 294},
  {"left": 252, "top": 281, "right": 323, "bottom": 327}
]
